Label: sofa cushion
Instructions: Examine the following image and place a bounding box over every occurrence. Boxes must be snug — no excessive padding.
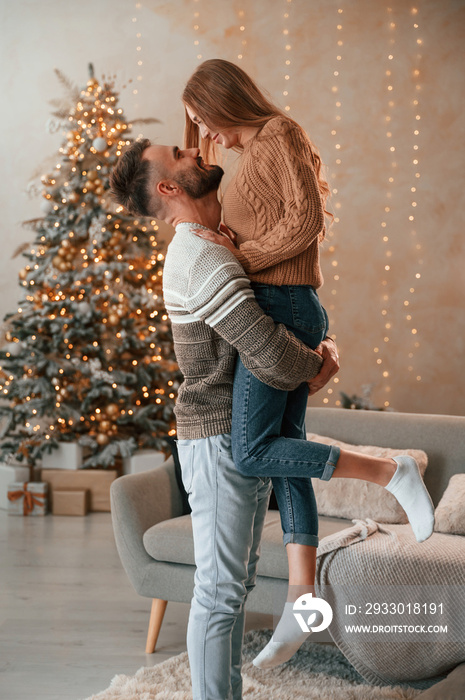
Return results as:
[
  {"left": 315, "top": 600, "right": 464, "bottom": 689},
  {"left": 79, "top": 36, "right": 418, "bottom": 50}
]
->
[
  {"left": 143, "top": 514, "right": 195, "bottom": 567},
  {"left": 434, "top": 474, "right": 465, "bottom": 536},
  {"left": 143, "top": 511, "right": 352, "bottom": 579},
  {"left": 307, "top": 432, "right": 428, "bottom": 523}
]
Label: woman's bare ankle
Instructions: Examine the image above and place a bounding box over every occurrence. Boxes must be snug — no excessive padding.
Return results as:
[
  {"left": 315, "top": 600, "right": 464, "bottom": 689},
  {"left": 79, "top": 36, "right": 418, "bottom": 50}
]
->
[
  {"left": 375, "top": 458, "right": 397, "bottom": 487},
  {"left": 286, "top": 583, "right": 315, "bottom": 603}
]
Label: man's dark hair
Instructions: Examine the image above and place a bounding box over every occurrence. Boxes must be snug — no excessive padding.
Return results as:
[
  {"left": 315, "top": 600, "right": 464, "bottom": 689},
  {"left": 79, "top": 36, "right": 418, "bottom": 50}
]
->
[{"left": 110, "top": 138, "right": 154, "bottom": 216}]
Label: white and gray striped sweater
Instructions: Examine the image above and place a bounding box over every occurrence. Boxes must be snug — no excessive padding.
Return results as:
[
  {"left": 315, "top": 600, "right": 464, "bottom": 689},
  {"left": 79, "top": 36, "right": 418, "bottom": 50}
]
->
[{"left": 162, "top": 222, "right": 323, "bottom": 440}]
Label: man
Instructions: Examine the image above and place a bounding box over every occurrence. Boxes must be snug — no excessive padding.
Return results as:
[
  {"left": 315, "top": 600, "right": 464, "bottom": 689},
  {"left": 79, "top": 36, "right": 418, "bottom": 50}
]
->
[{"left": 110, "top": 140, "right": 338, "bottom": 699}]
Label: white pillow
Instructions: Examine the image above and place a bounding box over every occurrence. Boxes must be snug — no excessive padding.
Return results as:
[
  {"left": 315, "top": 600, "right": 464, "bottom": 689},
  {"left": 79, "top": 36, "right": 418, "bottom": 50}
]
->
[
  {"left": 307, "top": 432, "right": 428, "bottom": 524},
  {"left": 434, "top": 474, "right": 465, "bottom": 535}
]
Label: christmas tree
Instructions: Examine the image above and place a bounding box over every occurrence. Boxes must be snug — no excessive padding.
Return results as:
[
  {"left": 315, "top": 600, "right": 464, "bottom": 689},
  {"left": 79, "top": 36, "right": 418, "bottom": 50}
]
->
[{"left": 0, "top": 65, "right": 181, "bottom": 471}]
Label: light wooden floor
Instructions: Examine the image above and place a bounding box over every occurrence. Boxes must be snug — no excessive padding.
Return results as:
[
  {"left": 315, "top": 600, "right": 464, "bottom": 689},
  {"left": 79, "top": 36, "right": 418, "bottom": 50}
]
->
[{"left": 0, "top": 508, "right": 274, "bottom": 700}]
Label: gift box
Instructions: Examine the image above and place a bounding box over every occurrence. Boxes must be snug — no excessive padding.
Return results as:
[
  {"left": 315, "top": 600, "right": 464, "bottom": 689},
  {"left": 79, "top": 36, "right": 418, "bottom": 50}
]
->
[
  {"left": 0, "top": 464, "right": 30, "bottom": 510},
  {"left": 8, "top": 481, "right": 48, "bottom": 516},
  {"left": 42, "top": 442, "right": 83, "bottom": 470},
  {"left": 52, "top": 488, "right": 89, "bottom": 516},
  {"left": 41, "top": 469, "right": 118, "bottom": 512},
  {"left": 122, "top": 450, "right": 167, "bottom": 475}
]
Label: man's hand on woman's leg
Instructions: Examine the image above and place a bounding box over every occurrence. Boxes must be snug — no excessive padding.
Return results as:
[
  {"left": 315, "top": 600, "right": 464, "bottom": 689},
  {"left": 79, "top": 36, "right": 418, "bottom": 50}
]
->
[{"left": 307, "top": 336, "right": 339, "bottom": 396}]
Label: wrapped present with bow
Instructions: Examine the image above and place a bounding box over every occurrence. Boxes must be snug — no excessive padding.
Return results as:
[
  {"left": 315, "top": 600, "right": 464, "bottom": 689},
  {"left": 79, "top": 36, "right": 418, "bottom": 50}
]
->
[{"left": 7, "top": 481, "right": 48, "bottom": 516}]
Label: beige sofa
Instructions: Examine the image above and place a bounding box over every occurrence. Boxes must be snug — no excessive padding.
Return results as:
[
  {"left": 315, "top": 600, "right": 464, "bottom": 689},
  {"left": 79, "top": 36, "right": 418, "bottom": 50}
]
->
[{"left": 110, "top": 407, "right": 464, "bottom": 660}]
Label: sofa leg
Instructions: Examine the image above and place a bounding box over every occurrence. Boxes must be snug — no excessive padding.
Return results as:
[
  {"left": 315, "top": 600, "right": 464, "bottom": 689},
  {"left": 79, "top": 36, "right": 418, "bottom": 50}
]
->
[{"left": 145, "top": 598, "right": 168, "bottom": 654}]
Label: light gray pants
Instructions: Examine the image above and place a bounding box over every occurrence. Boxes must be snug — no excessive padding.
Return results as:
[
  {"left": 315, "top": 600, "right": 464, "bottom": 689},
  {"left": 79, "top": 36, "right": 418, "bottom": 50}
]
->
[{"left": 177, "top": 433, "right": 271, "bottom": 700}]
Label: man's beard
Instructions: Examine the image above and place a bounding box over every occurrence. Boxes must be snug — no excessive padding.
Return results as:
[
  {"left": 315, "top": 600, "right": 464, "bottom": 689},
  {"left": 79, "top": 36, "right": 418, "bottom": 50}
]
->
[{"left": 174, "top": 163, "right": 224, "bottom": 199}]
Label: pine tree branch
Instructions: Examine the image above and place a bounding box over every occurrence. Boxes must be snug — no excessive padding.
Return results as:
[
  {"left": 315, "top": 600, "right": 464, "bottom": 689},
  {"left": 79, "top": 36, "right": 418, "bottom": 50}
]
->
[
  {"left": 50, "top": 109, "right": 71, "bottom": 120},
  {"left": 54, "top": 68, "right": 77, "bottom": 93},
  {"left": 21, "top": 218, "right": 42, "bottom": 226},
  {"left": 54, "top": 68, "right": 81, "bottom": 102},
  {"left": 11, "top": 241, "right": 32, "bottom": 258}
]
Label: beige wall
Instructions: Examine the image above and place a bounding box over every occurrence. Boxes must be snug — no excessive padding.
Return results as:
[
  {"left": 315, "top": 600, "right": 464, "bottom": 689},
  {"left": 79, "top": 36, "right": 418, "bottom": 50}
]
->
[{"left": 1, "top": 0, "right": 464, "bottom": 416}]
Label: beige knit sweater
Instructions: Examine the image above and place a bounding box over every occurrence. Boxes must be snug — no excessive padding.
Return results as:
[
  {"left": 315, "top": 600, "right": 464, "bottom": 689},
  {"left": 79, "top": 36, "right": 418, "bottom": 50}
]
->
[{"left": 223, "top": 116, "right": 325, "bottom": 288}]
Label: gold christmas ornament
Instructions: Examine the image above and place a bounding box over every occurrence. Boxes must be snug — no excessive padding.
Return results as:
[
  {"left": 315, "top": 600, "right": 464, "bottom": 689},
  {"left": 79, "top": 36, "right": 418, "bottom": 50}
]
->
[
  {"left": 106, "top": 403, "right": 119, "bottom": 417},
  {"left": 100, "top": 420, "right": 111, "bottom": 432},
  {"left": 108, "top": 313, "right": 119, "bottom": 325},
  {"left": 96, "top": 432, "right": 109, "bottom": 446},
  {"left": 68, "top": 192, "right": 80, "bottom": 203},
  {"left": 87, "top": 170, "right": 98, "bottom": 181}
]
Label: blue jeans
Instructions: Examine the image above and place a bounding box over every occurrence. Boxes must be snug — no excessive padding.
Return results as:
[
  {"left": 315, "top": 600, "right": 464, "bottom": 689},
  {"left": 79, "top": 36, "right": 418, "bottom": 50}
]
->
[
  {"left": 231, "top": 284, "right": 340, "bottom": 548},
  {"left": 177, "top": 433, "right": 271, "bottom": 700}
]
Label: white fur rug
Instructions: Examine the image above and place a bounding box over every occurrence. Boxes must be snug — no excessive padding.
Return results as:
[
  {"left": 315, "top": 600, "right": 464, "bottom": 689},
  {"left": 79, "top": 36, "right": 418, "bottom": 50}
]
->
[{"left": 82, "top": 629, "right": 423, "bottom": 700}]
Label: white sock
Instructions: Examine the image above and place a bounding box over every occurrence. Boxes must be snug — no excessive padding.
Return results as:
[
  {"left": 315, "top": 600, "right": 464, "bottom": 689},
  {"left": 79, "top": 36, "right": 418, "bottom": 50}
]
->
[
  {"left": 385, "top": 455, "right": 435, "bottom": 542},
  {"left": 253, "top": 601, "right": 311, "bottom": 669}
]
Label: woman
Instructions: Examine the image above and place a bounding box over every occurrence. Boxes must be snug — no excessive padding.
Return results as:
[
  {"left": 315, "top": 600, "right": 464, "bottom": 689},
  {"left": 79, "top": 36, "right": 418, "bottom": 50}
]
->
[{"left": 182, "top": 59, "right": 434, "bottom": 669}]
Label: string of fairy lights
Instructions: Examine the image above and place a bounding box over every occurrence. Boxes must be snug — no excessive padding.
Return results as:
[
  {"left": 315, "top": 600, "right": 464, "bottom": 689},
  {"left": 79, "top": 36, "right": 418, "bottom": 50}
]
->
[
  {"left": 128, "top": 1, "right": 163, "bottom": 275},
  {"left": 373, "top": 6, "right": 399, "bottom": 408},
  {"left": 322, "top": 5, "right": 345, "bottom": 407},
  {"left": 282, "top": 0, "right": 292, "bottom": 113},
  {"left": 372, "top": 5, "right": 424, "bottom": 408},
  {"left": 405, "top": 6, "right": 423, "bottom": 384},
  {"left": 132, "top": 2, "right": 143, "bottom": 110},
  {"left": 192, "top": 0, "right": 202, "bottom": 61},
  {"left": 237, "top": 8, "right": 247, "bottom": 61}
]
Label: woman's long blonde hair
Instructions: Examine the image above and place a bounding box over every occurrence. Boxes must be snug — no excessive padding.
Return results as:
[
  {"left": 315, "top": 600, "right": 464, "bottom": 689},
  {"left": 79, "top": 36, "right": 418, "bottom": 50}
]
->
[{"left": 182, "top": 58, "right": 332, "bottom": 229}]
